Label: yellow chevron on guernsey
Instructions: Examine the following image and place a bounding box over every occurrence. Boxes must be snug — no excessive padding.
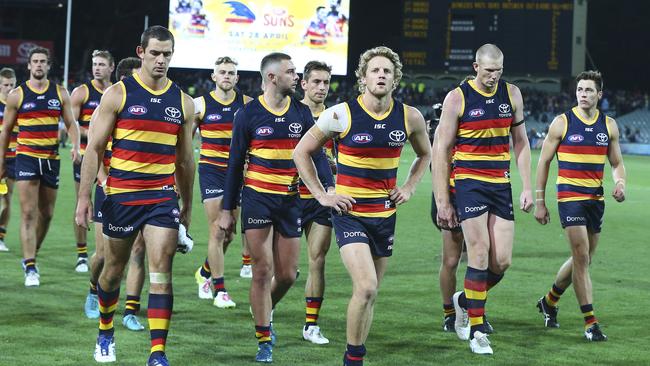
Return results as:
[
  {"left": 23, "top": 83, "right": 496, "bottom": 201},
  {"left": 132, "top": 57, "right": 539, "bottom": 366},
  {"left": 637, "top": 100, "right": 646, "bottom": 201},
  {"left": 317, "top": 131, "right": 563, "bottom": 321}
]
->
[
  {"left": 557, "top": 176, "right": 603, "bottom": 188},
  {"left": 246, "top": 170, "right": 298, "bottom": 185},
  {"left": 17, "top": 137, "right": 57, "bottom": 146},
  {"left": 200, "top": 150, "right": 228, "bottom": 158},
  {"left": 105, "top": 185, "right": 175, "bottom": 195},
  {"left": 200, "top": 130, "right": 232, "bottom": 139},
  {"left": 337, "top": 185, "right": 391, "bottom": 198},
  {"left": 337, "top": 154, "right": 399, "bottom": 169},
  {"left": 114, "top": 129, "right": 177, "bottom": 146},
  {"left": 249, "top": 148, "right": 294, "bottom": 160},
  {"left": 458, "top": 126, "right": 510, "bottom": 138},
  {"left": 348, "top": 208, "right": 396, "bottom": 218},
  {"left": 110, "top": 158, "right": 175, "bottom": 175},
  {"left": 16, "top": 117, "right": 58, "bottom": 126},
  {"left": 557, "top": 152, "right": 607, "bottom": 164},
  {"left": 454, "top": 151, "right": 510, "bottom": 161},
  {"left": 454, "top": 173, "right": 509, "bottom": 184}
]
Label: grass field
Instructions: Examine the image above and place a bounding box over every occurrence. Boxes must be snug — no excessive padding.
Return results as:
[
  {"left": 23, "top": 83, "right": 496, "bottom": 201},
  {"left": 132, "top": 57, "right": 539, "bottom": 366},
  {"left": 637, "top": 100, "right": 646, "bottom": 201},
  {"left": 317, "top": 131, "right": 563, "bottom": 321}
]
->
[{"left": 0, "top": 148, "right": 648, "bottom": 366}]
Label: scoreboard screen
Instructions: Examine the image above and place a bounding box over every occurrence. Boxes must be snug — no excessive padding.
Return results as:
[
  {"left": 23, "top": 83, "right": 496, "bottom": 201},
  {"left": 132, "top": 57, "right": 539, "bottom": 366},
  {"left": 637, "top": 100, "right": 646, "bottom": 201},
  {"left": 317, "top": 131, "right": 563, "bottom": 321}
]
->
[{"left": 401, "top": 0, "right": 574, "bottom": 75}]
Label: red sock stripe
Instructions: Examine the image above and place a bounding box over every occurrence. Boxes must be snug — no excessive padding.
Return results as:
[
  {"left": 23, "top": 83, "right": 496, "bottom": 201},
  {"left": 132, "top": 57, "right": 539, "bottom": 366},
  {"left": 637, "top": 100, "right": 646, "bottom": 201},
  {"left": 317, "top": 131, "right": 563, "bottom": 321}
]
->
[{"left": 148, "top": 308, "right": 172, "bottom": 318}]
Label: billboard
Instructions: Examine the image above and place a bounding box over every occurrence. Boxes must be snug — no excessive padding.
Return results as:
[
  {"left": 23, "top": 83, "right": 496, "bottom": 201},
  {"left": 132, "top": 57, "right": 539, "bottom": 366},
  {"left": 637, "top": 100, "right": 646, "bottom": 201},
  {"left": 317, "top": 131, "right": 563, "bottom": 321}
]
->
[
  {"left": 169, "top": 0, "right": 350, "bottom": 75},
  {"left": 0, "top": 39, "right": 55, "bottom": 65}
]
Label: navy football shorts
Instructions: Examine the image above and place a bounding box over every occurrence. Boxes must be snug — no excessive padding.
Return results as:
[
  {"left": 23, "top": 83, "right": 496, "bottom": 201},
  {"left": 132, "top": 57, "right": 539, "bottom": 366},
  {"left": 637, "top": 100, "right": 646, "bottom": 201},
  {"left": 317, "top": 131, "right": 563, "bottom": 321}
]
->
[
  {"left": 332, "top": 212, "right": 397, "bottom": 257},
  {"left": 15, "top": 154, "right": 60, "bottom": 189},
  {"left": 558, "top": 200, "right": 604, "bottom": 233},
  {"left": 101, "top": 196, "right": 180, "bottom": 238},
  {"left": 454, "top": 179, "right": 514, "bottom": 222},
  {"left": 240, "top": 186, "right": 302, "bottom": 238}
]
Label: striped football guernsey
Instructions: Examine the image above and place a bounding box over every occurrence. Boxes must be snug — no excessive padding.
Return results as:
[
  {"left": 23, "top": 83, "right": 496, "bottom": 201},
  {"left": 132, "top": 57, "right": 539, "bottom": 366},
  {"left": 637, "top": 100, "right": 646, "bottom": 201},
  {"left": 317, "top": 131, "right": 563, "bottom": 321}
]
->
[
  {"left": 78, "top": 79, "right": 107, "bottom": 155},
  {"left": 197, "top": 90, "right": 244, "bottom": 169},
  {"left": 16, "top": 80, "right": 62, "bottom": 159},
  {"left": 104, "top": 73, "right": 185, "bottom": 205},
  {"left": 222, "top": 96, "right": 333, "bottom": 210},
  {"left": 556, "top": 107, "right": 610, "bottom": 202},
  {"left": 453, "top": 79, "right": 514, "bottom": 184},
  {"left": 336, "top": 96, "right": 408, "bottom": 218}
]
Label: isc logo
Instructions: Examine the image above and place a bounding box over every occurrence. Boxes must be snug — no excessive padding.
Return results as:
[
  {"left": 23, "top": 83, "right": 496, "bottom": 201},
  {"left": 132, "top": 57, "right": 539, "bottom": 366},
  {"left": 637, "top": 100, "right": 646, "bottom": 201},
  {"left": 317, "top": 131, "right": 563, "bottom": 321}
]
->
[
  {"left": 256, "top": 126, "right": 274, "bottom": 136},
  {"left": 352, "top": 133, "right": 373, "bottom": 144}
]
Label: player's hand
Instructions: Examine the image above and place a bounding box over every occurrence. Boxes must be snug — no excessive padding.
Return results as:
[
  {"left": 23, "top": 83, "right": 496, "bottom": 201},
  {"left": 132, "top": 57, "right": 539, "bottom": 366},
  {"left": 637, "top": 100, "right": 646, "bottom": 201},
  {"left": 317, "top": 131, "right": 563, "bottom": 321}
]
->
[
  {"left": 389, "top": 186, "right": 413, "bottom": 205},
  {"left": 75, "top": 197, "right": 94, "bottom": 230},
  {"left": 437, "top": 201, "right": 458, "bottom": 230},
  {"left": 612, "top": 182, "right": 625, "bottom": 202},
  {"left": 218, "top": 210, "right": 237, "bottom": 237},
  {"left": 317, "top": 191, "right": 355, "bottom": 215},
  {"left": 520, "top": 189, "right": 534, "bottom": 213},
  {"left": 534, "top": 202, "right": 550, "bottom": 225},
  {"left": 71, "top": 147, "right": 81, "bottom": 164}
]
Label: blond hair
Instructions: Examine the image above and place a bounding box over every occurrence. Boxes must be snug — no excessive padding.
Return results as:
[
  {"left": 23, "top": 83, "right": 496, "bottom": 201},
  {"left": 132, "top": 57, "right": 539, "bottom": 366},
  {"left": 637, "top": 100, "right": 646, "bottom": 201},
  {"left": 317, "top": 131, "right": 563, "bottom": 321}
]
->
[{"left": 355, "top": 46, "right": 402, "bottom": 93}]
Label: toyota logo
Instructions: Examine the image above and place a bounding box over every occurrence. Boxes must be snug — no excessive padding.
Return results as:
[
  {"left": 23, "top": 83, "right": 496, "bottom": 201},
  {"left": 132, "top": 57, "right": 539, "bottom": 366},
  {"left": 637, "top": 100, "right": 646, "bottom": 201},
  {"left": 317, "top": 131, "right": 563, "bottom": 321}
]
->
[
  {"left": 165, "top": 107, "right": 181, "bottom": 119},
  {"left": 389, "top": 130, "right": 406, "bottom": 142},
  {"left": 499, "top": 104, "right": 511, "bottom": 113},
  {"left": 18, "top": 42, "right": 39, "bottom": 58},
  {"left": 47, "top": 99, "right": 60, "bottom": 107},
  {"left": 289, "top": 123, "right": 302, "bottom": 134},
  {"left": 596, "top": 133, "right": 608, "bottom": 143}
]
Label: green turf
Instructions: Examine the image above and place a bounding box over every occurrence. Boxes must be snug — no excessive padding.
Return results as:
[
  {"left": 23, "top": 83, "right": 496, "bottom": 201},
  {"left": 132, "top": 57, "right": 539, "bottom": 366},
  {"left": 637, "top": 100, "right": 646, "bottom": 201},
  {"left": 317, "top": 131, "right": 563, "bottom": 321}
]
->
[{"left": 0, "top": 148, "right": 648, "bottom": 366}]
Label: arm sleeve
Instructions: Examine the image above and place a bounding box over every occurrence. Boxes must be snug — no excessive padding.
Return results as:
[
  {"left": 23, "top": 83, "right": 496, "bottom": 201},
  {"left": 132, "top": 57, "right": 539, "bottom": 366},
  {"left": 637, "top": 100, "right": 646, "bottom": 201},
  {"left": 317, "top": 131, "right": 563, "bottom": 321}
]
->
[{"left": 222, "top": 107, "right": 250, "bottom": 210}]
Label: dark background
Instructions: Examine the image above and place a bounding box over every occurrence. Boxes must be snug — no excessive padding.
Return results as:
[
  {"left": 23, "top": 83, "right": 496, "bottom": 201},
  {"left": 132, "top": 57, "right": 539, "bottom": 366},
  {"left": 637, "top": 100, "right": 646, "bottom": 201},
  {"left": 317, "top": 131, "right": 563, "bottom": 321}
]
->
[{"left": 0, "top": 0, "right": 647, "bottom": 90}]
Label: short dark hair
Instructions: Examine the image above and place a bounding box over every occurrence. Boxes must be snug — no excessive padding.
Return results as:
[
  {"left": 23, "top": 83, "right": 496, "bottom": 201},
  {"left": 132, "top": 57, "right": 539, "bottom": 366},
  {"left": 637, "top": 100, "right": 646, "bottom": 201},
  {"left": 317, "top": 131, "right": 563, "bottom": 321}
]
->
[
  {"left": 140, "top": 25, "right": 175, "bottom": 50},
  {"left": 28, "top": 47, "right": 50, "bottom": 64},
  {"left": 576, "top": 70, "right": 603, "bottom": 92},
  {"left": 303, "top": 61, "right": 331, "bottom": 81},
  {"left": 115, "top": 57, "right": 141, "bottom": 80},
  {"left": 92, "top": 50, "right": 114, "bottom": 66},
  {"left": 260, "top": 52, "right": 291, "bottom": 76},
  {"left": 0, "top": 67, "right": 16, "bottom": 79}
]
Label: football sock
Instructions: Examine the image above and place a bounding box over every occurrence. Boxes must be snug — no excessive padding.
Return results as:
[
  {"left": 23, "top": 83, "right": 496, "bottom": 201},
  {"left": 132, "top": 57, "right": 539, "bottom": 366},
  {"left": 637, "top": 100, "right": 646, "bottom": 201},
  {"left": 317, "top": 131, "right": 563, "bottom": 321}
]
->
[
  {"left": 305, "top": 297, "right": 323, "bottom": 330},
  {"left": 148, "top": 293, "right": 173, "bottom": 354},
  {"left": 545, "top": 284, "right": 565, "bottom": 307},
  {"left": 465, "top": 266, "right": 488, "bottom": 338}
]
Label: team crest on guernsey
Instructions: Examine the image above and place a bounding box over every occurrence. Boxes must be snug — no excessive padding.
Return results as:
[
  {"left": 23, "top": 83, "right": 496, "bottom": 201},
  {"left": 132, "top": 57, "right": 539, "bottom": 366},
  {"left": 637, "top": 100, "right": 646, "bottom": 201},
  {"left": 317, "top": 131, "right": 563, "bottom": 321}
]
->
[
  {"left": 206, "top": 113, "right": 222, "bottom": 121},
  {"left": 128, "top": 105, "right": 147, "bottom": 115}
]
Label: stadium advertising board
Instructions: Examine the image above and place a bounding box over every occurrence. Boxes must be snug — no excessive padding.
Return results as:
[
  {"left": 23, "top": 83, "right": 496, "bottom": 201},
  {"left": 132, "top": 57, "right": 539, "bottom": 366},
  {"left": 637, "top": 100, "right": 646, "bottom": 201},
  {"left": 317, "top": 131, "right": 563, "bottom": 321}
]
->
[{"left": 169, "top": 0, "right": 350, "bottom": 75}]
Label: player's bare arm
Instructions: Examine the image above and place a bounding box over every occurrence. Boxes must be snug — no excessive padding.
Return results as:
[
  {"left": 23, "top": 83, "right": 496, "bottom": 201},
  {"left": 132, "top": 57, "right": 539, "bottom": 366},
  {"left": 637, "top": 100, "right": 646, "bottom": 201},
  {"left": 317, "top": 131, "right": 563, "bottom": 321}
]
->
[
  {"left": 70, "top": 84, "right": 89, "bottom": 139},
  {"left": 75, "top": 83, "right": 122, "bottom": 229},
  {"left": 534, "top": 115, "right": 566, "bottom": 225},
  {"left": 390, "top": 105, "right": 430, "bottom": 205},
  {"left": 0, "top": 87, "right": 21, "bottom": 176},
  {"left": 432, "top": 88, "right": 462, "bottom": 229},
  {"left": 176, "top": 92, "right": 196, "bottom": 228},
  {"left": 59, "top": 85, "right": 81, "bottom": 163},
  {"left": 294, "top": 104, "right": 354, "bottom": 213},
  {"left": 508, "top": 83, "right": 533, "bottom": 212},
  {"left": 606, "top": 116, "right": 626, "bottom": 202}
]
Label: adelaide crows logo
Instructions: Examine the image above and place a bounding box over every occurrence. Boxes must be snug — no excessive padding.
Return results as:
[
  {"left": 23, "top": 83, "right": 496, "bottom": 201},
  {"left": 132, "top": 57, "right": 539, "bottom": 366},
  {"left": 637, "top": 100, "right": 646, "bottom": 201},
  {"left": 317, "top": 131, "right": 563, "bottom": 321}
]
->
[{"left": 224, "top": 1, "right": 256, "bottom": 23}]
